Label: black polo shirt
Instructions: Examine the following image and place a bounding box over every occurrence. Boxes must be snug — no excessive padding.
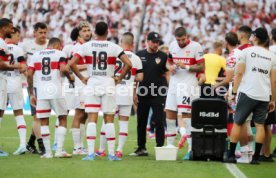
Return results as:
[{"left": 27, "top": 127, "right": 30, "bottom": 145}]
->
[{"left": 136, "top": 49, "right": 168, "bottom": 103}]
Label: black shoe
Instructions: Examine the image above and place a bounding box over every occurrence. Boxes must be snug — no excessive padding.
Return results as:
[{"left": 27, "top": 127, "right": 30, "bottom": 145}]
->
[
  {"left": 26, "top": 144, "right": 38, "bottom": 154},
  {"left": 259, "top": 155, "right": 274, "bottom": 162},
  {"left": 273, "top": 148, "right": 276, "bottom": 158},
  {"left": 250, "top": 159, "right": 260, "bottom": 165},
  {"left": 129, "top": 148, "right": 148, "bottom": 156},
  {"left": 224, "top": 156, "right": 237, "bottom": 163},
  {"left": 37, "top": 138, "right": 45, "bottom": 155}
]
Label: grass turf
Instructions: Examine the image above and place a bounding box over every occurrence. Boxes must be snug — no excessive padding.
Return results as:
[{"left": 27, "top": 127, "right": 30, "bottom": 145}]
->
[{"left": 0, "top": 115, "right": 275, "bottom": 178}]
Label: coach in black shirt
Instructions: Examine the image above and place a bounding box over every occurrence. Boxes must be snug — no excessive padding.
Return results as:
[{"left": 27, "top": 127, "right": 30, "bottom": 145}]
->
[{"left": 130, "top": 32, "right": 168, "bottom": 156}]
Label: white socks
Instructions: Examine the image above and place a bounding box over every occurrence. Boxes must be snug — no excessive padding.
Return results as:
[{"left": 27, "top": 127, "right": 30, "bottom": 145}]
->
[
  {"left": 15, "top": 115, "right": 26, "bottom": 147},
  {"left": 99, "top": 120, "right": 106, "bottom": 152},
  {"left": 71, "top": 128, "right": 81, "bottom": 149},
  {"left": 86, "top": 122, "right": 96, "bottom": 155},
  {"left": 105, "top": 123, "right": 115, "bottom": 156},
  {"left": 179, "top": 127, "right": 187, "bottom": 136},
  {"left": 80, "top": 123, "right": 85, "bottom": 148},
  {"left": 56, "top": 127, "right": 67, "bottom": 154},
  {"left": 184, "top": 118, "right": 192, "bottom": 151},
  {"left": 166, "top": 119, "right": 177, "bottom": 146},
  {"left": 41, "top": 126, "right": 51, "bottom": 155},
  {"left": 117, "top": 121, "right": 128, "bottom": 152}
]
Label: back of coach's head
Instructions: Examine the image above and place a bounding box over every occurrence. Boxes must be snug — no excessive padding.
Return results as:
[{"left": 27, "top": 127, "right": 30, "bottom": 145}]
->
[
  {"left": 121, "top": 32, "right": 134, "bottom": 46},
  {"left": 95, "top": 21, "right": 108, "bottom": 37}
]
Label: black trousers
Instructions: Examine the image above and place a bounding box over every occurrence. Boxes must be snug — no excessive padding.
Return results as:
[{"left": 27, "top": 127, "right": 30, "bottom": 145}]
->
[{"left": 137, "top": 102, "right": 165, "bottom": 149}]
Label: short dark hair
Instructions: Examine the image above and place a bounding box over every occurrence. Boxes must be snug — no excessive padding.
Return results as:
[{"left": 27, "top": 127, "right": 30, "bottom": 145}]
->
[
  {"left": 95, "top": 21, "right": 108, "bottom": 36},
  {"left": 70, "top": 27, "right": 79, "bottom": 41},
  {"left": 123, "top": 32, "right": 134, "bottom": 38},
  {"left": 271, "top": 28, "right": 276, "bottom": 42},
  {"left": 174, "top": 27, "right": 187, "bottom": 37},
  {"left": 48, "top": 37, "right": 61, "bottom": 46},
  {"left": 238, "top": 25, "right": 252, "bottom": 37},
  {"left": 0, "top": 18, "right": 13, "bottom": 29},
  {"left": 225, "top": 32, "right": 239, "bottom": 46},
  {"left": 33, "top": 22, "right": 47, "bottom": 31},
  {"left": 5, "top": 27, "right": 20, "bottom": 39}
]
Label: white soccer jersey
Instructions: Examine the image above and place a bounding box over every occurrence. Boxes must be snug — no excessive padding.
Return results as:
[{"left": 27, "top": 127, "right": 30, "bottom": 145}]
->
[
  {"left": 168, "top": 40, "right": 204, "bottom": 85},
  {"left": 62, "top": 43, "right": 74, "bottom": 91},
  {"left": 6, "top": 43, "right": 25, "bottom": 93},
  {"left": 0, "top": 37, "right": 9, "bottom": 80},
  {"left": 71, "top": 42, "right": 88, "bottom": 87},
  {"left": 28, "top": 49, "right": 67, "bottom": 100},
  {"left": 115, "top": 51, "right": 143, "bottom": 105},
  {"left": 21, "top": 39, "right": 48, "bottom": 65},
  {"left": 238, "top": 46, "right": 276, "bottom": 101},
  {"left": 75, "top": 40, "right": 124, "bottom": 87}
]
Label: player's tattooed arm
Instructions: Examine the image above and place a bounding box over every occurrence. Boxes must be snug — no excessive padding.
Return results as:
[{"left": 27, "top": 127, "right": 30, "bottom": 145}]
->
[
  {"left": 69, "top": 55, "right": 87, "bottom": 84},
  {"left": 27, "top": 69, "right": 35, "bottom": 96},
  {"left": 118, "top": 53, "right": 132, "bottom": 82}
]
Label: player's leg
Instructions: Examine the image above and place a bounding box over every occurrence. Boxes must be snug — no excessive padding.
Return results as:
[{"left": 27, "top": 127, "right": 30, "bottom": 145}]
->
[
  {"left": 71, "top": 108, "right": 85, "bottom": 154},
  {"left": 82, "top": 95, "right": 100, "bottom": 160},
  {"left": 165, "top": 90, "right": 178, "bottom": 146},
  {"left": 0, "top": 84, "right": 8, "bottom": 156},
  {"left": 116, "top": 105, "right": 132, "bottom": 157},
  {"left": 79, "top": 112, "right": 87, "bottom": 151},
  {"left": 52, "top": 98, "right": 71, "bottom": 158},
  {"left": 52, "top": 118, "right": 59, "bottom": 150},
  {"left": 96, "top": 118, "right": 106, "bottom": 157},
  {"left": 37, "top": 100, "right": 52, "bottom": 158},
  {"left": 102, "top": 94, "right": 119, "bottom": 160},
  {"left": 9, "top": 92, "right": 27, "bottom": 155}
]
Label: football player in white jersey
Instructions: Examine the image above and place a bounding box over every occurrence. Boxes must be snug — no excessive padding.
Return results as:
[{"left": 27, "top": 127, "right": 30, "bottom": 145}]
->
[
  {"left": 0, "top": 18, "right": 23, "bottom": 157},
  {"left": 27, "top": 38, "right": 73, "bottom": 158},
  {"left": 97, "top": 32, "right": 143, "bottom": 158},
  {"left": 70, "top": 22, "right": 92, "bottom": 155},
  {"left": 70, "top": 21, "right": 132, "bottom": 161},
  {"left": 5, "top": 27, "right": 28, "bottom": 155},
  {"left": 21, "top": 22, "right": 48, "bottom": 154},
  {"left": 165, "top": 27, "right": 205, "bottom": 160}
]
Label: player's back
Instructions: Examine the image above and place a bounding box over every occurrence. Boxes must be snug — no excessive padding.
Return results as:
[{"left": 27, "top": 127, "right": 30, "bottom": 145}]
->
[
  {"left": 80, "top": 40, "right": 124, "bottom": 88},
  {"left": 29, "top": 49, "right": 66, "bottom": 100}
]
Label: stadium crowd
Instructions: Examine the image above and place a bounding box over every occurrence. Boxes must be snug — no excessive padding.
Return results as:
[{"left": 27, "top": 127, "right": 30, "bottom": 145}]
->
[{"left": 0, "top": 0, "right": 276, "bottom": 165}]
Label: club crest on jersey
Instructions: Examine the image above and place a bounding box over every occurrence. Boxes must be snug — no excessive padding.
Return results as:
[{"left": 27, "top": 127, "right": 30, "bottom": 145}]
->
[
  {"left": 155, "top": 57, "right": 161, "bottom": 64},
  {"left": 186, "top": 51, "right": 190, "bottom": 56}
]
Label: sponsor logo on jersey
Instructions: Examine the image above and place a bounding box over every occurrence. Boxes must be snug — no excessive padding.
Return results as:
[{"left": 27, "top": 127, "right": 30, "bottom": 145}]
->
[{"left": 252, "top": 66, "right": 268, "bottom": 74}]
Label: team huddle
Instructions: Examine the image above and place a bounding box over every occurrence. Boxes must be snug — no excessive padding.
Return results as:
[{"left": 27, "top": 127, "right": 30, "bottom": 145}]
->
[{"left": 0, "top": 16, "right": 276, "bottom": 164}]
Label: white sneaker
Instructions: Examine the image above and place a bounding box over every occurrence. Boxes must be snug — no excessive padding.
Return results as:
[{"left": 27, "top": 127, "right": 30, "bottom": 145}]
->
[
  {"left": 13, "top": 146, "right": 26, "bottom": 155},
  {"left": 73, "top": 148, "right": 87, "bottom": 155},
  {"left": 40, "top": 153, "right": 53, "bottom": 159},
  {"left": 237, "top": 152, "right": 250, "bottom": 163},
  {"left": 55, "top": 152, "right": 72, "bottom": 158}
]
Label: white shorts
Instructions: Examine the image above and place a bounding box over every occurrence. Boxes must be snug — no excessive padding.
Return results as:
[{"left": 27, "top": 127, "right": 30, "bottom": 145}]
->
[
  {"left": 165, "top": 83, "right": 199, "bottom": 114},
  {"left": 7, "top": 91, "right": 24, "bottom": 110},
  {"left": 116, "top": 105, "right": 132, "bottom": 117},
  {"left": 36, "top": 98, "right": 68, "bottom": 119},
  {"left": 0, "top": 78, "right": 7, "bottom": 110},
  {"left": 64, "top": 91, "right": 76, "bottom": 110},
  {"left": 85, "top": 94, "right": 116, "bottom": 114}
]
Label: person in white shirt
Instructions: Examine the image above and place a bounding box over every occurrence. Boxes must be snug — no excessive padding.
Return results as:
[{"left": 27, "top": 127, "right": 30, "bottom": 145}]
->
[
  {"left": 0, "top": 18, "right": 23, "bottom": 157},
  {"left": 97, "top": 32, "right": 143, "bottom": 158},
  {"left": 226, "top": 27, "right": 276, "bottom": 165},
  {"left": 27, "top": 38, "right": 73, "bottom": 159},
  {"left": 70, "top": 21, "right": 132, "bottom": 161},
  {"left": 5, "top": 27, "right": 28, "bottom": 155},
  {"left": 21, "top": 22, "right": 48, "bottom": 155}
]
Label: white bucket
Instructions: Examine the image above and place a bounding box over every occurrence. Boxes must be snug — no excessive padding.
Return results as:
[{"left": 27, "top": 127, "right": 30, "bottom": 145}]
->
[{"left": 155, "top": 146, "right": 178, "bottom": 161}]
